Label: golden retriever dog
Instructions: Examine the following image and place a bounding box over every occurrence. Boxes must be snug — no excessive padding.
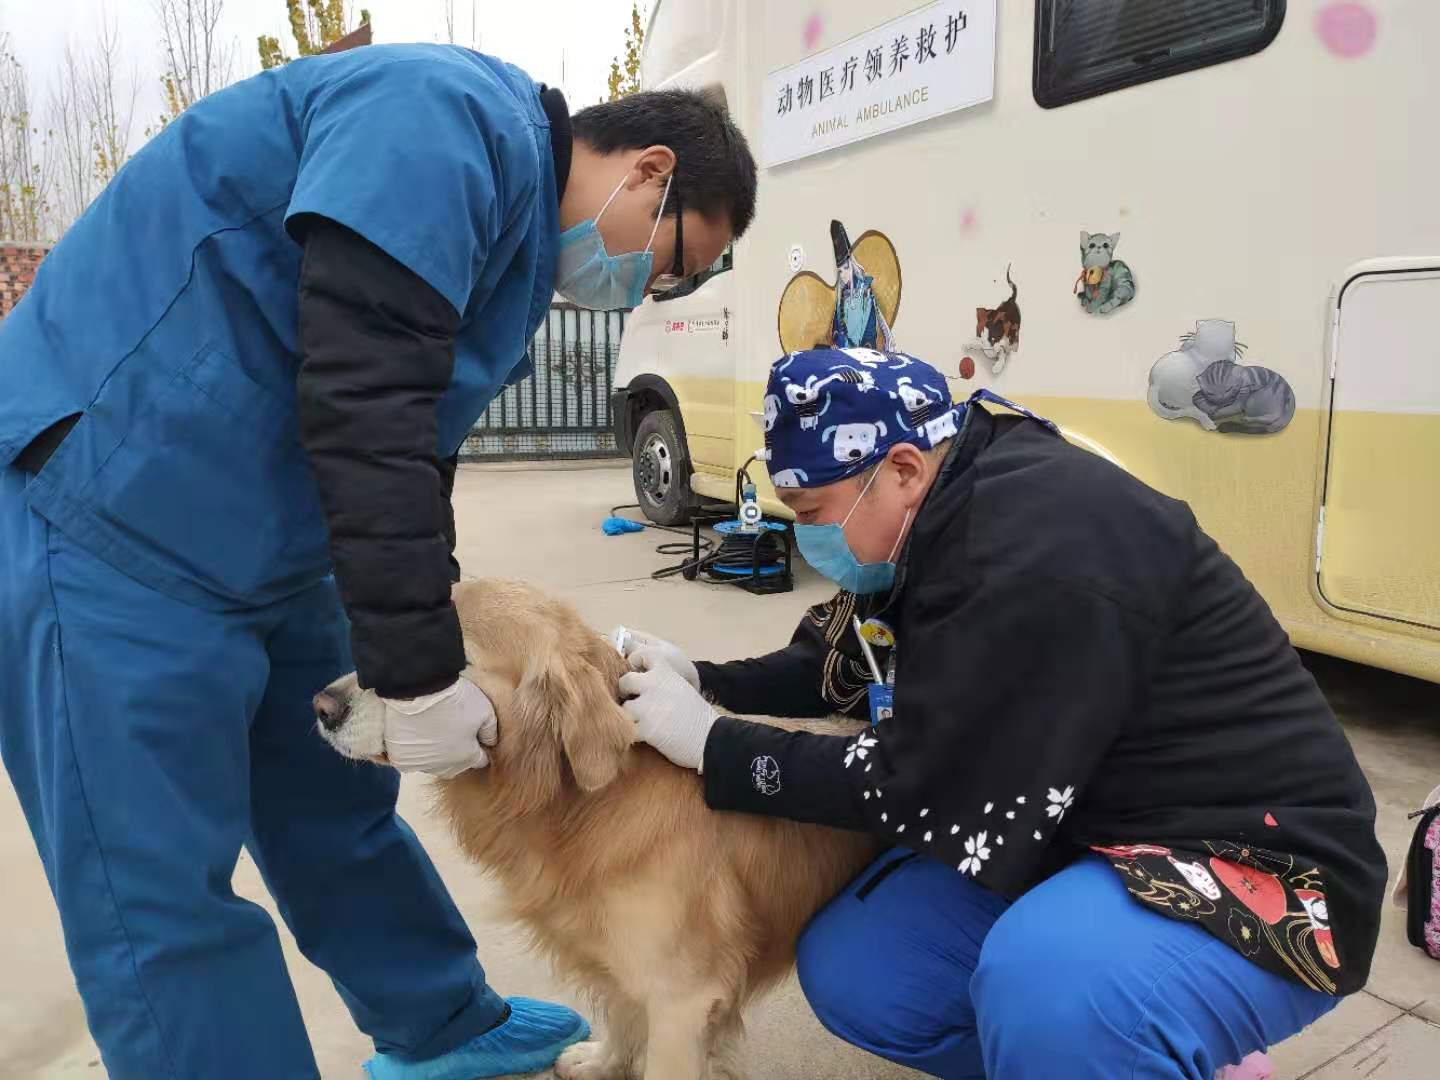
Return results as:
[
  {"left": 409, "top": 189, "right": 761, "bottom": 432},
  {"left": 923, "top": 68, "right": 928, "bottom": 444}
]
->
[{"left": 315, "top": 578, "right": 878, "bottom": 1080}]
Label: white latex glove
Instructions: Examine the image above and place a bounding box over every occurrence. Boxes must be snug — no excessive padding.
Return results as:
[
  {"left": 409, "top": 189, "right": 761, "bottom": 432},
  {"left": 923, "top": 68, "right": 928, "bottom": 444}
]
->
[
  {"left": 379, "top": 678, "right": 498, "bottom": 779},
  {"left": 618, "top": 628, "right": 701, "bottom": 691},
  {"left": 618, "top": 665, "right": 718, "bottom": 772}
]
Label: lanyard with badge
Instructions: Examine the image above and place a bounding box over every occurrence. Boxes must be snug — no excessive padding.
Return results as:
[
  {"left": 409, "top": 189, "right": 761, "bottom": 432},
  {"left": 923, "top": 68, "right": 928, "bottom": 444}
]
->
[
  {"left": 852, "top": 615, "right": 896, "bottom": 728},
  {"left": 849, "top": 389, "right": 1058, "bottom": 729}
]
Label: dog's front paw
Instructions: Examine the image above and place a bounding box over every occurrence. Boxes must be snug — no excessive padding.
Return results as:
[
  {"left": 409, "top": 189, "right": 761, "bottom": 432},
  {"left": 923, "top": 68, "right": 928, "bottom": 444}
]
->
[{"left": 555, "top": 1040, "right": 628, "bottom": 1080}]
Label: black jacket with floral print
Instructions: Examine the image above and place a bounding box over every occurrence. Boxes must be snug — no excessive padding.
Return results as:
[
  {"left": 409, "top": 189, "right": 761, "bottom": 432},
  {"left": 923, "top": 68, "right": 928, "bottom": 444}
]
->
[{"left": 698, "top": 404, "right": 1387, "bottom": 995}]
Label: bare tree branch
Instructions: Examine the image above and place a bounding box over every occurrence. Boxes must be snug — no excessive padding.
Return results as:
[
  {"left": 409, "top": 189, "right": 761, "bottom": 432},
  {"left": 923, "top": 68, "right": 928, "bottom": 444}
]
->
[
  {"left": 49, "top": 44, "right": 94, "bottom": 227},
  {"left": 155, "top": 0, "right": 237, "bottom": 119},
  {"left": 81, "top": 17, "right": 141, "bottom": 188},
  {"left": 0, "top": 32, "right": 57, "bottom": 241},
  {"left": 39, "top": 13, "right": 141, "bottom": 233}
]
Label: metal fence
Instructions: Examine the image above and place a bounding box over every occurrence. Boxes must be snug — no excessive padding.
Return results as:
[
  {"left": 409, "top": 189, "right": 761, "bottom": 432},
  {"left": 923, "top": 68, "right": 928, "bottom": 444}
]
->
[{"left": 459, "top": 303, "right": 628, "bottom": 462}]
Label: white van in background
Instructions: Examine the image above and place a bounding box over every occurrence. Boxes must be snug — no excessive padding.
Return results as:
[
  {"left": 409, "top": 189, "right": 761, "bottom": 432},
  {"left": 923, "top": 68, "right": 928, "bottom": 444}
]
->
[{"left": 608, "top": 0, "right": 1440, "bottom": 684}]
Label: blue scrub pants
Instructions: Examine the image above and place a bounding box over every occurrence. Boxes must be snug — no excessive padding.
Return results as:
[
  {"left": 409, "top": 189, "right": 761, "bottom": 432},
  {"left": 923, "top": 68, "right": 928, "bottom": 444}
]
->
[
  {"left": 797, "top": 850, "right": 1340, "bottom": 1079},
  {"left": 0, "top": 466, "right": 505, "bottom": 1079}
]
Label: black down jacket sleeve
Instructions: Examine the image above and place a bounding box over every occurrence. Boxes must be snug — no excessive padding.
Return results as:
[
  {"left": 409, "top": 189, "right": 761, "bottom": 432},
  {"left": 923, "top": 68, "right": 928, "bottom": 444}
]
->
[
  {"left": 295, "top": 214, "right": 465, "bottom": 698},
  {"left": 437, "top": 450, "right": 462, "bottom": 585}
]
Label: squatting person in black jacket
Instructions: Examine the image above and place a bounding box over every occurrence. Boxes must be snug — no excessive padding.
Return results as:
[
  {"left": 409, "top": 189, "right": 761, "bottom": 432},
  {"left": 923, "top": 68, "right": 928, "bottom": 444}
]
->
[{"left": 618, "top": 347, "right": 1387, "bottom": 1080}]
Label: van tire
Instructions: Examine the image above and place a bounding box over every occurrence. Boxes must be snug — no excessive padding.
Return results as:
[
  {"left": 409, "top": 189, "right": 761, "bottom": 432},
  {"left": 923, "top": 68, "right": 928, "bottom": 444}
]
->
[{"left": 632, "top": 409, "right": 694, "bottom": 526}]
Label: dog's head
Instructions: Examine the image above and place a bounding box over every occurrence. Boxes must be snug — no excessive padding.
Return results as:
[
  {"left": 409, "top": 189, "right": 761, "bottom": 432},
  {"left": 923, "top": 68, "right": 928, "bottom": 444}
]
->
[{"left": 314, "top": 579, "right": 634, "bottom": 805}]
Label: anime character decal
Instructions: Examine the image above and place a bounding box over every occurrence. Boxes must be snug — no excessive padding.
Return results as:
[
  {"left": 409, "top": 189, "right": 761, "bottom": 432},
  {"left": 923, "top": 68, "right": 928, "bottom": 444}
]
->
[
  {"left": 777, "top": 219, "right": 902, "bottom": 354},
  {"left": 773, "top": 219, "right": 953, "bottom": 432},
  {"left": 1147, "top": 319, "right": 1296, "bottom": 435}
]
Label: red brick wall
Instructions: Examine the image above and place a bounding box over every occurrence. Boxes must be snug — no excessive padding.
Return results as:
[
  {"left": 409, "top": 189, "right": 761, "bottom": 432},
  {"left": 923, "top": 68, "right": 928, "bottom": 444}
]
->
[{"left": 0, "top": 242, "right": 49, "bottom": 318}]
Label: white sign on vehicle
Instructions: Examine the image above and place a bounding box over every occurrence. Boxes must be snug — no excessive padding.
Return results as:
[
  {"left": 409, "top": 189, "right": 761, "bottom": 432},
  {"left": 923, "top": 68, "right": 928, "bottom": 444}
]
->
[{"left": 760, "top": 1, "right": 995, "bottom": 168}]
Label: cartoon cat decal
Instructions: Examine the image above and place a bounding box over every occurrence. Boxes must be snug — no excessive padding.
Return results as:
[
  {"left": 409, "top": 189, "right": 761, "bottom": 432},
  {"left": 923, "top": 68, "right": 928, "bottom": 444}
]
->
[
  {"left": 1076, "top": 231, "right": 1136, "bottom": 315},
  {"left": 1147, "top": 319, "right": 1295, "bottom": 435}
]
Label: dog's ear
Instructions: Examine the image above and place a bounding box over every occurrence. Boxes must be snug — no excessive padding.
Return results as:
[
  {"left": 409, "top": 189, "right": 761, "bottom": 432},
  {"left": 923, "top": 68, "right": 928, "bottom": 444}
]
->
[
  {"left": 562, "top": 646, "right": 634, "bottom": 792},
  {"left": 501, "top": 654, "right": 567, "bottom": 809},
  {"left": 512, "top": 634, "right": 632, "bottom": 794}
]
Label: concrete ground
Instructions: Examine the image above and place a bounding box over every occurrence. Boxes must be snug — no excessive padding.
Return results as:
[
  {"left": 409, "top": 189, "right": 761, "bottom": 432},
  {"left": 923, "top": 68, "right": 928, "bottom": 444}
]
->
[{"left": 3, "top": 461, "right": 1439, "bottom": 1079}]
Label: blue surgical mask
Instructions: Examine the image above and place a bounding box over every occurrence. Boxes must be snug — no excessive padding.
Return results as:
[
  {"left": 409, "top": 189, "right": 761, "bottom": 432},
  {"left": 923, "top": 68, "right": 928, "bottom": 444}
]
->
[
  {"left": 554, "top": 172, "right": 671, "bottom": 310},
  {"left": 793, "top": 466, "right": 911, "bottom": 595}
]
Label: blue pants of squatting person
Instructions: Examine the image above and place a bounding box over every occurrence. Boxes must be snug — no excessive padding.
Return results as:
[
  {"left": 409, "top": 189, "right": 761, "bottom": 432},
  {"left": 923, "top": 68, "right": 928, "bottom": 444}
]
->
[
  {"left": 0, "top": 465, "right": 506, "bottom": 1079},
  {"left": 797, "top": 850, "right": 1340, "bottom": 1079}
]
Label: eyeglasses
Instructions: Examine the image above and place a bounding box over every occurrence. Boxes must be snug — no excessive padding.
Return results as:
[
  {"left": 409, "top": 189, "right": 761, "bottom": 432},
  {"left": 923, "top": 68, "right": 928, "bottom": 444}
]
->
[{"left": 649, "top": 178, "right": 685, "bottom": 293}]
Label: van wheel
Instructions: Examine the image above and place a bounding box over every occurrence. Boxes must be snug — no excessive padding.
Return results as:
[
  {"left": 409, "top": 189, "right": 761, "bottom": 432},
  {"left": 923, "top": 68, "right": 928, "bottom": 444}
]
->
[{"left": 632, "top": 410, "right": 694, "bottom": 526}]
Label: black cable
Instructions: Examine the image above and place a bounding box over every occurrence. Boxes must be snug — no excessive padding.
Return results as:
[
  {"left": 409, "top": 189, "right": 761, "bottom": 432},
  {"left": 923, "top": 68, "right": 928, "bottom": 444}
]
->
[
  {"left": 705, "top": 529, "right": 788, "bottom": 580},
  {"left": 608, "top": 502, "right": 717, "bottom": 581},
  {"left": 607, "top": 502, "right": 787, "bottom": 583}
]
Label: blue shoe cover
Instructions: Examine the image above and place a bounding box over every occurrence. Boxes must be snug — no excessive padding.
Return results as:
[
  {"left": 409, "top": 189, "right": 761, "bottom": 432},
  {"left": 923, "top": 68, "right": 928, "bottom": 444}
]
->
[
  {"left": 601, "top": 515, "right": 646, "bottom": 535},
  {"left": 362, "top": 997, "right": 590, "bottom": 1079}
]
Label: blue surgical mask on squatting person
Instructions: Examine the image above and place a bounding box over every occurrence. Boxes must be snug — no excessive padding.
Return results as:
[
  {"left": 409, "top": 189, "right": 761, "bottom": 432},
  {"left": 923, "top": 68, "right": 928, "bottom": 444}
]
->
[
  {"left": 793, "top": 464, "right": 911, "bottom": 595},
  {"left": 553, "top": 171, "right": 673, "bottom": 310}
]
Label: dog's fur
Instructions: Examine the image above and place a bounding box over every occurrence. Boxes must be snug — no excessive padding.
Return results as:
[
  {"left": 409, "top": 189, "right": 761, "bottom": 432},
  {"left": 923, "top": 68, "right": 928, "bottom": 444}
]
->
[{"left": 317, "top": 579, "right": 878, "bottom": 1080}]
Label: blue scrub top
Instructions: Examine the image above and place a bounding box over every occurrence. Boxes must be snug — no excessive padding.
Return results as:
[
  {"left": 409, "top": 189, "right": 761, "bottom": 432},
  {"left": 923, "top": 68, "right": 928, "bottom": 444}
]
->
[{"left": 0, "top": 45, "right": 559, "bottom": 609}]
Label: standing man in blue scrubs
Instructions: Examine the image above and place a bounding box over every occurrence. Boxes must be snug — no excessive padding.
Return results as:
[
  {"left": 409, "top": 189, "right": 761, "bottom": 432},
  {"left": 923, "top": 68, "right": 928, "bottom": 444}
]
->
[{"left": 0, "top": 44, "right": 754, "bottom": 1080}]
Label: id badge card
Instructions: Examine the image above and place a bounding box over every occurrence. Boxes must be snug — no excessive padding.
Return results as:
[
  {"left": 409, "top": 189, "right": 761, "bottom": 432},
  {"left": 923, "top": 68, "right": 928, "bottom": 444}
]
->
[{"left": 867, "top": 682, "right": 894, "bottom": 728}]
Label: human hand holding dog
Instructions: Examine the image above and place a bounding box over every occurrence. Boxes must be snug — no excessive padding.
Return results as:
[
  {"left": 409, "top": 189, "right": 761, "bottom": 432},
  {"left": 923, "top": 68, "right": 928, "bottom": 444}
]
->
[
  {"left": 619, "top": 666, "right": 717, "bottom": 772},
  {"left": 378, "top": 678, "right": 498, "bottom": 779},
  {"left": 618, "top": 628, "right": 701, "bottom": 690}
]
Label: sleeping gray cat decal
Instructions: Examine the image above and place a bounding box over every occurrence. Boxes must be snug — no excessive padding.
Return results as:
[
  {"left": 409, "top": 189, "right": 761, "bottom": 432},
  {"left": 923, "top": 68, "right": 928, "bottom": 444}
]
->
[{"left": 1147, "top": 319, "right": 1295, "bottom": 435}]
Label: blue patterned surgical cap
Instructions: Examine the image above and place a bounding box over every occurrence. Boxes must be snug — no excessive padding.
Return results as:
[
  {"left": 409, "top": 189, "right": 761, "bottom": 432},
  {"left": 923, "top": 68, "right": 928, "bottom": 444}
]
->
[{"left": 760, "top": 347, "right": 966, "bottom": 489}]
